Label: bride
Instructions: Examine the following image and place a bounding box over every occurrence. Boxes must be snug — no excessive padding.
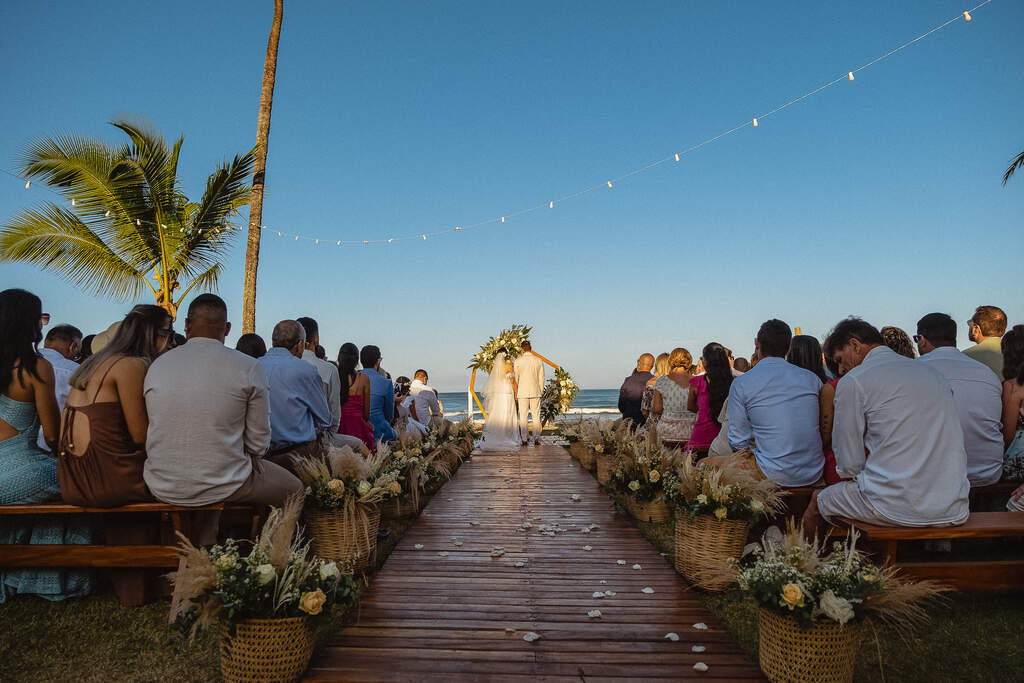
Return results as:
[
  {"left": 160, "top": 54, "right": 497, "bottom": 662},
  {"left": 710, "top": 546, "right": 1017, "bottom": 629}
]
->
[{"left": 478, "top": 349, "right": 522, "bottom": 452}]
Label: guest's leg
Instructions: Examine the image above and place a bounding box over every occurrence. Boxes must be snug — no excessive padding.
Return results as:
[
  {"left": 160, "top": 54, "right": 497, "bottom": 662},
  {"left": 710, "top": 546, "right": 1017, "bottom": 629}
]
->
[{"left": 226, "top": 459, "right": 304, "bottom": 508}]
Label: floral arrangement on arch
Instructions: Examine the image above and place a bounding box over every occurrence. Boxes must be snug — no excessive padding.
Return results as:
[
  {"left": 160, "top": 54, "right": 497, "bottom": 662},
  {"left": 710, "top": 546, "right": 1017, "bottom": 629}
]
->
[
  {"left": 468, "top": 324, "right": 531, "bottom": 372},
  {"left": 606, "top": 427, "right": 683, "bottom": 502},
  {"left": 726, "top": 524, "right": 944, "bottom": 630},
  {"left": 540, "top": 367, "right": 580, "bottom": 426},
  {"left": 171, "top": 497, "right": 357, "bottom": 638},
  {"left": 662, "top": 453, "right": 785, "bottom": 523}
]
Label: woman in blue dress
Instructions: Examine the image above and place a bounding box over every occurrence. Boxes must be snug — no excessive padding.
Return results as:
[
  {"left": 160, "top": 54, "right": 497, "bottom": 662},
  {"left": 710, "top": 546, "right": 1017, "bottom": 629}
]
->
[{"left": 0, "top": 288, "right": 91, "bottom": 602}]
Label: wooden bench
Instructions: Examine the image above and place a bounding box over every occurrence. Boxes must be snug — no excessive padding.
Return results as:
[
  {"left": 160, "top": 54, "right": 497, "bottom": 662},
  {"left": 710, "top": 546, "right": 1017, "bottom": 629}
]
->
[
  {"left": 830, "top": 512, "right": 1024, "bottom": 590},
  {"left": 781, "top": 480, "right": 1019, "bottom": 518}
]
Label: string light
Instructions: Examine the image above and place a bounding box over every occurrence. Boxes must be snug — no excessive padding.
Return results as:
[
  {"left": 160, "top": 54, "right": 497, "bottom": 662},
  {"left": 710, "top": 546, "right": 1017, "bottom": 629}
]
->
[
  {"left": 1, "top": 1, "right": 993, "bottom": 250},
  {"left": 105, "top": 210, "right": 111, "bottom": 217}
]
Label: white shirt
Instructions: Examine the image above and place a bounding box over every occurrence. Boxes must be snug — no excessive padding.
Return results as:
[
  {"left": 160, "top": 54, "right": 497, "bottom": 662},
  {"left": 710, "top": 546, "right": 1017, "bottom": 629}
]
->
[
  {"left": 919, "top": 346, "right": 1005, "bottom": 486},
  {"left": 143, "top": 337, "right": 271, "bottom": 506},
  {"left": 409, "top": 379, "right": 442, "bottom": 424},
  {"left": 833, "top": 346, "right": 969, "bottom": 526},
  {"left": 38, "top": 347, "right": 78, "bottom": 451},
  {"left": 727, "top": 357, "right": 824, "bottom": 486},
  {"left": 301, "top": 350, "right": 341, "bottom": 435}
]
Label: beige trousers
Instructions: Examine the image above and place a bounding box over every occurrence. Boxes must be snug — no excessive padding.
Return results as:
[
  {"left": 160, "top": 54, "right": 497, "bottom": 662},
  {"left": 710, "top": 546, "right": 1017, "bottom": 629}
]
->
[{"left": 518, "top": 397, "right": 541, "bottom": 438}]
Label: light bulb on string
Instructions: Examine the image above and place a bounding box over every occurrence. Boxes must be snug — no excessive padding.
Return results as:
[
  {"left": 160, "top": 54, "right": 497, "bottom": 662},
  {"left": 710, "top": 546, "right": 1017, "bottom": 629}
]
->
[
  {"left": 277, "top": 231, "right": 282, "bottom": 237},
  {"left": 71, "top": 198, "right": 76, "bottom": 206},
  {"left": 455, "top": 226, "right": 462, "bottom": 231},
  {"left": 422, "top": 234, "right": 427, "bottom": 240},
  {"left": 752, "top": 118, "right": 759, "bottom": 127},
  {"left": 337, "top": 240, "right": 341, "bottom": 246},
  {"left": 607, "top": 181, "right": 613, "bottom": 188},
  {"left": 363, "top": 240, "right": 369, "bottom": 245},
  {"left": 848, "top": 72, "right": 855, "bottom": 81},
  {"left": 501, "top": 216, "right": 505, "bottom": 223},
  {"left": 105, "top": 210, "right": 111, "bottom": 217},
  {"left": 24, "top": 180, "right": 30, "bottom": 189},
  {"left": 549, "top": 201, "right": 554, "bottom": 209},
  {"left": 294, "top": 235, "right": 298, "bottom": 241},
  {"left": 315, "top": 239, "right": 319, "bottom": 244},
  {"left": 136, "top": 219, "right": 141, "bottom": 226},
  {"left": 963, "top": 11, "right": 971, "bottom": 21},
  {"left": 674, "top": 154, "right": 680, "bottom": 162},
  {"left": 387, "top": 238, "right": 394, "bottom": 243}
]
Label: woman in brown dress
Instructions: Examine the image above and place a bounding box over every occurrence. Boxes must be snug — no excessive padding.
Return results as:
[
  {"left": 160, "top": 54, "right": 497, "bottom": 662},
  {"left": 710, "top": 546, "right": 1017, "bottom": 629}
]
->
[{"left": 58, "top": 305, "right": 174, "bottom": 506}]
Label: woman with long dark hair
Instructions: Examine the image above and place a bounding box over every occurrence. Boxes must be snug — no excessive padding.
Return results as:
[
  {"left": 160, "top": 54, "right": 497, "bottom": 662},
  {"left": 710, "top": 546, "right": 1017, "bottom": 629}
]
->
[
  {"left": 791, "top": 334, "right": 840, "bottom": 484},
  {"left": 336, "top": 342, "right": 375, "bottom": 450},
  {"left": 1000, "top": 326, "right": 1024, "bottom": 485},
  {"left": 685, "top": 343, "right": 733, "bottom": 456},
  {"left": 786, "top": 335, "right": 828, "bottom": 383},
  {"left": 58, "top": 305, "right": 173, "bottom": 507},
  {"left": 0, "top": 288, "right": 92, "bottom": 602}
]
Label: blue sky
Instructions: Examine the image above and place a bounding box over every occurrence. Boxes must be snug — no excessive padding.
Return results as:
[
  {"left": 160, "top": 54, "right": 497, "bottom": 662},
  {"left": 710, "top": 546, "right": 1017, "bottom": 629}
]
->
[{"left": 1, "top": 1, "right": 1021, "bottom": 392}]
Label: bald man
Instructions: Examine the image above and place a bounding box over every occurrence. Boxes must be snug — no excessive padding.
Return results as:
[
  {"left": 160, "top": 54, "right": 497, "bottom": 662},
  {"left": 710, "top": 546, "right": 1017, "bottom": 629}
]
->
[{"left": 618, "top": 353, "right": 654, "bottom": 430}]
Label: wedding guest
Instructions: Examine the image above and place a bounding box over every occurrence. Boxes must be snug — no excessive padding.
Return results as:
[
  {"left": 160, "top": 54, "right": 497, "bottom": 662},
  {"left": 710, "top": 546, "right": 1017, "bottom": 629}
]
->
[
  {"left": 641, "top": 353, "right": 669, "bottom": 427},
  {"left": 817, "top": 343, "right": 844, "bottom": 485},
  {"left": 652, "top": 348, "right": 696, "bottom": 449},
  {"left": 733, "top": 357, "right": 750, "bottom": 373},
  {"left": 144, "top": 295, "right": 302, "bottom": 515},
  {"left": 803, "top": 318, "right": 969, "bottom": 535},
  {"left": 618, "top": 353, "right": 654, "bottom": 429},
  {"left": 0, "top": 288, "right": 91, "bottom": 602},
  {"left": 786, "top": 335, "right": 828, "bottom": 383},
  {"left": 259, "top": 321, "right": 332, "bottom": 468},
  {"left": 315, "top": 345, "right": 327, "bottom": 361},
  {"left": 297, "top": 317, "right": 342, "bottom": 438},
  {"left": 235, "top": 333, "right": 267, "bottom": 359},
  {"left": 36, "top": 324, "right": 82, "bottom": 451},
  {"left": 395, "top": 376, "right": 428, "bottom": 437},
  {"left": 964, "top": 305, "right": 1007, "bottom": 378},
  {"left": 337, "top": 343, "right": 375, "bottom": 451},
  {"left": 410, "top": 369, "right": 443, "bottom": 428},
  {"left": 720, "top": 319, "right": 824, "bottom": 487},
  {"left": 58, "top": 306, "right": 172, "bottom": 507},
  {"left": 999, "top": 326, "right": 1024, "bottom": 481},
  {"left": 881, "top": 326, "right": 916, "bottom": 359},
  {"left": 75, "top": 334, "right": 95, "bottom": 364},
  {"left": 916, "top": 313, "right": 1003, "bottom": 487},
  {"left": 361, "top": 345, "right": 397, "bottom": 443},
  {"left": 686, "top": 343, "right": 732, "bottom": 455}
]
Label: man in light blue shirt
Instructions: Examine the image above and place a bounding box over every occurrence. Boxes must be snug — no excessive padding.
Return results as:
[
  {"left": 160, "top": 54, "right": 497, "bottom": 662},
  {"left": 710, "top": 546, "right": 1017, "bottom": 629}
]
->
[
  {"left": 727, "top": 319, "right": 824, "bottom": 487},
  {"left": 258, "top": 320, "right": 332, "bottom": 466},
  {"left": 360, "top": 344, "right": 397, "bottom": 443}
]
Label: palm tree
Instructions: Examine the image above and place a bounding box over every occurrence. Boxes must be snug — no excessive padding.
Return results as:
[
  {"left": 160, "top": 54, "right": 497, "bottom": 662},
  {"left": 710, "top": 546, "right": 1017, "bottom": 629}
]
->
[
  {"left": 1003, "top": 149, "right": 1024, "bottom": 186},
  {"left": 0, "top": 120, "right": 254, "bottom": 319},
  {"left": 242, "top": 0, "right": 285, "bottom": 334}
]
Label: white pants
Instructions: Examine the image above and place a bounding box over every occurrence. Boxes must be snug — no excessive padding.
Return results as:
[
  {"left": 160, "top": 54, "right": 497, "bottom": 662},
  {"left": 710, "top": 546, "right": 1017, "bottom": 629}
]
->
[{"left": 518, "top": 397, "right": 541, "bottom": 438}]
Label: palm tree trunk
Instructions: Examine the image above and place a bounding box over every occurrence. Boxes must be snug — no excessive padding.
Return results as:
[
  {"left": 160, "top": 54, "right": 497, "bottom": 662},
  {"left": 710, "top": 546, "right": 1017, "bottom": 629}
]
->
[{"left": 242, "top": 0, "right": 284, "bottom": 334}]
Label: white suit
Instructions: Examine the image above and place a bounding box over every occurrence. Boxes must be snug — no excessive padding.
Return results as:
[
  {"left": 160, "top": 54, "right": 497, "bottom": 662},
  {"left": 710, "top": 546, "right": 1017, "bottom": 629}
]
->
[{"left": 513, "top": 352, "right": 545, "bottom": 439}]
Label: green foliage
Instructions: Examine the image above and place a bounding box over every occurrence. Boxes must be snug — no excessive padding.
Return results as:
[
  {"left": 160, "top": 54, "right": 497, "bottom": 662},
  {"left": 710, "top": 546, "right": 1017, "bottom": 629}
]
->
[{"left": 468, "top": 324, "right": 531, "bottom": 371}]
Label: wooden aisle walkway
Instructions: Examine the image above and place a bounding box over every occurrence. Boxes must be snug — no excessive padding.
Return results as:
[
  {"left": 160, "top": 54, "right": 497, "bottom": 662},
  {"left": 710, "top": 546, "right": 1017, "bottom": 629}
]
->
[{"left": 306, "top": 444, "right": 762, "bottom": 682}]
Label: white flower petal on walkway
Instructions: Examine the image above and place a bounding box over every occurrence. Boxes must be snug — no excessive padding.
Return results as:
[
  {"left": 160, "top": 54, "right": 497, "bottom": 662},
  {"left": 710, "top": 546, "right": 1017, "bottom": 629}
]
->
[
  {"left": 641, "top": 587, "right": 655, "bottom": 594},
  {"left": 583, "top": 545, "right": 592, "bottom": 551},
  {"left": 691, "top": 645, "right": 706, "bottom": 653},
  {"left": 599, "top": 580, "right": 608, "bottom": 584},
  {"left": 616, "top": 560, "right": 626, "bottom": 565},
  {"left": 592, "top": 591, "right": 605, "bottom": 598},
  {"left": 632, "top": 564, "right": 642, "bottom": 570},
  {"left": 514, "top": 561, "right": 526, "bottom": 568},
  {"left": 604, "top": 590, "right": 616, "bottom": 597},
  {"left": 664, "top": 632, "right": 679, "bottom": 641},
  {"left": 587, "top": 609, "right": 602, "bottom": 618},
  {"left": 438, "top": 552, "right": 449, "bottom": 557},
  {"left": 693, "top": 662, "right": 708, "bottom": 672},
  {"left": 570, "top": 494, "right": 581, "bottom": 502},
  {"left": 693, "top": 622, "right": 708, "bottom": 630},
  {"left": 454, "top": 541, "right": 463, "bottom": 546},
  {"left": 414, "top": 544, "right": 424, "bottom": 550},
  {"left": 522, "top": 631, "right": 541, "bottom": 643}
]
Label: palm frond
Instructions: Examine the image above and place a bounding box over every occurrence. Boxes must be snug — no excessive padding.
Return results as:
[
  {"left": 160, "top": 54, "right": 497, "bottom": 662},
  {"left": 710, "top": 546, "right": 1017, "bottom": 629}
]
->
[
  {"left": 174, "top": 262, "right": 222, "bottom": 303},
  {"left": 1003, "top": 149, "right": 1024, "bottom": 186}
]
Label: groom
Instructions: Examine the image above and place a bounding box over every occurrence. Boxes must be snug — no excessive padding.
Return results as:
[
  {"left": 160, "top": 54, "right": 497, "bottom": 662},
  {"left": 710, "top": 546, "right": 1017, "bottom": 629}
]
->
[{"left": 514, "top": 341, "right": 545, "bottom": 446}]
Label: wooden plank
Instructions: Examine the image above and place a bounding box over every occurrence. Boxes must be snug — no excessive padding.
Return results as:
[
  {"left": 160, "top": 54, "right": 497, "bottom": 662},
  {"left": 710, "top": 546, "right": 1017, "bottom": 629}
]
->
[
  {"left": 892, "top": 560, "right": 1024, "bottom": 590},
  {"left": 305, "top": 444, "right": 761, "bottom": 681},
  {"left": 0, "top": 502, "right": 226, "bottom": 515},
  {"left": 0, "top": 545, "right": 180, "bottom": 567},
  {"left": 836, "top": 513, "right": 1024, "bottom": 540}
]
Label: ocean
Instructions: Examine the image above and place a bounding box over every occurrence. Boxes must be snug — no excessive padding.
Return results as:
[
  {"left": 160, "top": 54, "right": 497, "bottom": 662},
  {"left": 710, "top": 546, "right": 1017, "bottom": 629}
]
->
[{"left": 437, "top": 388, "right": 619, "bottom": 420}]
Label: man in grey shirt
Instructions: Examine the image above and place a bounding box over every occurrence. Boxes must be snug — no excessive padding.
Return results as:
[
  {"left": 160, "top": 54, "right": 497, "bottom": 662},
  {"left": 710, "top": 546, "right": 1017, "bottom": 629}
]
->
[{"left": 143, "top": 294, "right": 302, "bottom": 516}]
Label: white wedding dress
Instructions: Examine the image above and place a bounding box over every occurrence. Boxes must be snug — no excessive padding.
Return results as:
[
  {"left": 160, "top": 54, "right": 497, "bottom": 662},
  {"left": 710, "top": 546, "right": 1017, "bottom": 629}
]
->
[{"left": 478, "top": 353, "right": 522, "bottom": 452}]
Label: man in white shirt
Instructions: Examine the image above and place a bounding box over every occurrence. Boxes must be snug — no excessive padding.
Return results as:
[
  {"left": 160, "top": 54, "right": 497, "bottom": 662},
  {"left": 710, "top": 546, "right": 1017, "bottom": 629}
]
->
[
  {"left": 514, "top": 342, "right": 546, "bottom": 446},
  {"left": 804, "top": 318, "right": 970, "bottom": 536},
  {"left": 723, "top": 319, "right": 824, "bottom": 487},
  {"left": 37, "top": 324, "right": 81, "bottom": 451},
  {"left": 297, "top": 317, "right": 342, "bottom": 436},
  {"left": 916, "top": 313, "right": 1004, "bottom": 487},
  {"left": 409, "top": 369, "right": 443, "bottom": 428},
  {"left": 144, "top": 294, "right": 302, "bottom": 517}
]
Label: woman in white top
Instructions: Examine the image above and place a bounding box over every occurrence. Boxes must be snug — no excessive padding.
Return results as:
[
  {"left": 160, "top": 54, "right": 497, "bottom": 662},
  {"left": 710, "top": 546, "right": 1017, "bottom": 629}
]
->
[{"left": 651, "top": 347, "right": 696, "bottom": 449}]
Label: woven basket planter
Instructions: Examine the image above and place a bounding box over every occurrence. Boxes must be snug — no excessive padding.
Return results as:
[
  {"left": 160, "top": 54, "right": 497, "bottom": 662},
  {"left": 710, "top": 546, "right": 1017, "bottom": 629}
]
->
[
  {"left": 381, "top": 495, "right": 418, "bottom": 521},
  {"left": 567, "top": 442, "right": 587, "bottom": 460},
  {"left": 595, "top": 454, "right": 616, "bottom": 484},
  {"left": 674, "top": 515, "right": 749, "bottom": 590},
  {"left": 758, "top": 609, "right": 861, "bottom": 683},
  {"left": 219, "top": 617, "right": 314, "bottom": 683},
  {"left": 305, "top": 504, "right": 381, "bottom": 571},
  {"left": 626, "top": 497, "right": 670, "bottom": 523}
]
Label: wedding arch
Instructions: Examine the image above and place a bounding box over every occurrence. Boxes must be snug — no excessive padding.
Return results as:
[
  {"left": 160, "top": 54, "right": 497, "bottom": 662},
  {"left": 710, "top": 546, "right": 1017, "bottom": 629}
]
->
[{"left": 467, "top": 325, "right": 578, "bottom": 424}]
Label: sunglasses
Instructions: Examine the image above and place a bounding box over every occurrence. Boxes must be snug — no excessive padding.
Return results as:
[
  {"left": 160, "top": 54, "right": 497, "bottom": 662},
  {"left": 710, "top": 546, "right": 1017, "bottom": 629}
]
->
[{"left": 40, "top": 313, "right": 51, "bottom": 326}]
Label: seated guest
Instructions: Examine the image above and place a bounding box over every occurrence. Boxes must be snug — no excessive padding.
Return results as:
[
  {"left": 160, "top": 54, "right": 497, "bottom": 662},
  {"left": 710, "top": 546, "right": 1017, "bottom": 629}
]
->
[
  {"left": 58, "top": 306, "right": 173, "bottom": 507},
  {"left": 144, "top": 295, "right": 303, "bottom": 515},
  {"left": 297, "top": 317, "right": 342, "bottom": 439},
  {"left": 816, "top": 342, "right": 845, "bottom": 485},
  {"left": 881, "top": 326, "right": 916, "bottom": 359},
  {"left": 785, "top": 335, "right": 840, "bottom": 483},
  {"left": 652, "top": 348, "right": 696, "bottom": 449},
  {"left": 315, "top": 345, "right": 327, "bottom": 361},
  {"left": 641, "top": 353, "right": 669, "bottom": 428},
  {"left": 336, "top": 343, "right": 375, "bottom": 450},
  {"left": 733, "top": 357, "right": 750, "bottom": 373},
  {"left": 361, "top": 345, "right": 397, "bottom": 443},
  {"left": 803, "top": 318, "right": 969, "bottom": 535},
  {"left": 235, "top": 333, "right": 266, "bottom": 359},
  {"left": 715, "top": 320, "right": 823, "bottom": 487},
  {"left": 916, "top": 313, "right": 1004, "bottom": 487},
  {"left": 618, "top": 353, "right": 654, "bottom": 429},
  {"left": 75, "top": 334, "right": 95, "bottom": 364},
  {"left": 1000, "top": 326, "right": 1024, "bottom": 481},
  {"left": 36, "top": 324, "right": 82, "bottom": 451},
  {"left": 259, "top": 321, "right": 332, "bottom": 468},
  {"left": 395, "top": 376, "right": 428, "bottom": 437},
  {"left": 409, "top": 369, "right": 443, "bottom": 428},
  {"left": 686, "top": 343, "right": 732, "bottom": 455},
  {"left": 0, "top": 288, "right": 91, "bottom": 602},
  {"left": 964, "top": 305, "right": 1007, "bottom": 378}
]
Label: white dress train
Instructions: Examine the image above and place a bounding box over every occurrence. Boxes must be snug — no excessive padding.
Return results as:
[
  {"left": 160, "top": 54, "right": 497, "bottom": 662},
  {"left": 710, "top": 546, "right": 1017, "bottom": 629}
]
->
[{"left": 478, "top": 354, "right": 522, "bottom": 452}]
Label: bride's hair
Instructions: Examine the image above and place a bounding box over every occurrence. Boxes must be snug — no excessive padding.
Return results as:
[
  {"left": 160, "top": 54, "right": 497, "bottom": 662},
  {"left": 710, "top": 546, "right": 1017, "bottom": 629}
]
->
[{"left": 495, "top": 346, "right": 507, "bottom": 355}]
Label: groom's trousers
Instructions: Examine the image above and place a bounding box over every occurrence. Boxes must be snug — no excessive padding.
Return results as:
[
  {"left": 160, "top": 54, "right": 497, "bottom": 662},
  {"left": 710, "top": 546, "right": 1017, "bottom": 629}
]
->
[{"left": 518, "top": 397, "right": 541, "bottom": 438}]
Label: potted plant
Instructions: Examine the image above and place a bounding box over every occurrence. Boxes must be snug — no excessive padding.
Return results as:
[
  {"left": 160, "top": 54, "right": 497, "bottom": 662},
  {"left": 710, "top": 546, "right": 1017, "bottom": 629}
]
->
[
  {"left": 663, "top": 454, "right": 784, "bottom": 590},
  {"left": 294, "top": 444, "right": 401, "bottom": 570},
  {"left": 171, "top": 497, "right": 357, "bottom": 683},
  {"left": 606, "top": 428, "right": 679, "bottom": 522},
  {"left": 730, "top": 524, "right": 943, "bottom": 683}
]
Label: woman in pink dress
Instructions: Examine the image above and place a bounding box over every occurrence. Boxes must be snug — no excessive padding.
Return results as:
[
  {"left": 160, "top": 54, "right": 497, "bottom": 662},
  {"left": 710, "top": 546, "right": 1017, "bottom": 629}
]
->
[
  {"left": 685, "top": 343, "right": 733, "bottom": 456},
  {"left": 336, "top": 343, "right": 375, "bottom": 451}
]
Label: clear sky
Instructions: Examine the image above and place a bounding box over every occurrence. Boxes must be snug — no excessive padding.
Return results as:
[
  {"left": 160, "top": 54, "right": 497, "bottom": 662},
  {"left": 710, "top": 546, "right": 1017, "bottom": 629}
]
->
[{"left": 1, "top": 1, "right": 1021, "bottom": 392}]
